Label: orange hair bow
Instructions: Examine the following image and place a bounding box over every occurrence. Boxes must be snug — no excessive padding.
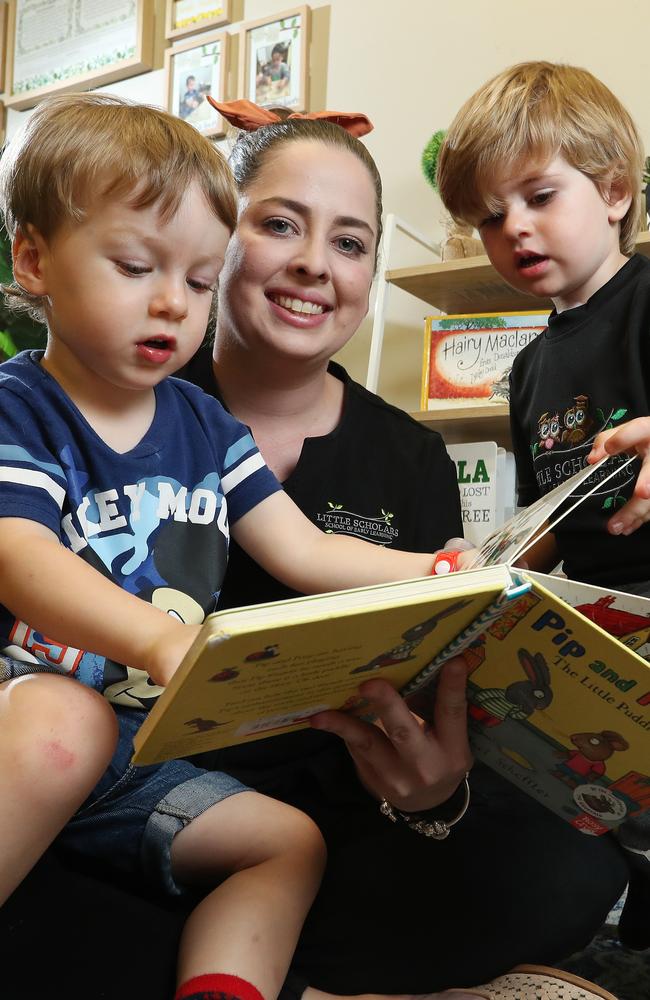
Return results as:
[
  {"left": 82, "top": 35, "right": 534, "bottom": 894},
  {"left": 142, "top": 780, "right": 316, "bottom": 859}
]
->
[{"left": 207, "top": 97, "right": 373, "bottom": 138}]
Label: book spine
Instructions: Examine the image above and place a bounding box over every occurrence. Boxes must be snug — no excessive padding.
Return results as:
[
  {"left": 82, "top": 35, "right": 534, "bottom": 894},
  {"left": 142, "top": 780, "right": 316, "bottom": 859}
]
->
[{"left": 400, "top": 577, "right": 532, "bottom": 697}]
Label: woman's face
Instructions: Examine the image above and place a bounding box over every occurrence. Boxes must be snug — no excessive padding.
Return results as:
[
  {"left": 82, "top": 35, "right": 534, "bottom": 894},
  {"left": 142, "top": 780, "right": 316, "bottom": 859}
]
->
[{"left": 216, "top": 139, "right": 378, "bottom": 365}]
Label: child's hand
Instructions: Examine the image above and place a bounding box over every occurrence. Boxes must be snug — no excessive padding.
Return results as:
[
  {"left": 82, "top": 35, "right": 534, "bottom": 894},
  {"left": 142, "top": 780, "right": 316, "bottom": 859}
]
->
[
  {"left": 588, "top": 419, "right": 650, "bottom": 536},
  {"left": 144, "top": 621, "right": 203, "bottom": 687},
  {"left": 441, "top": 537, "right": 477, "bottom": 572},
  {"left": 456, "top": 549, "right": 478, "bottom": 570}
]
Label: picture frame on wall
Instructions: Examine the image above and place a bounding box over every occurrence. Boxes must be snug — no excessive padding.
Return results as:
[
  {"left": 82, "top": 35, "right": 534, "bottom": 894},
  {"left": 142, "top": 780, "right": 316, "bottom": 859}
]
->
[
  {"left": 165, "top": 0, "right": 231, "bottom": 42},
  {"left": 0, "top": 2, "right": 8, "bottom": 94},
  {"left": 165, "top": 29, "right": 228, "bottom": 138},
  {"left": 238, "top": 5, "right": 310, "bottom": 112},
  {"left": 4, "top": 0, "right": 155, "bottom": 110}
]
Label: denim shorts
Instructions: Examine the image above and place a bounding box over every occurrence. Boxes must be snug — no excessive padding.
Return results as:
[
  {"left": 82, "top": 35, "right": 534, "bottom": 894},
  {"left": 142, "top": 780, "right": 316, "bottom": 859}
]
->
[{"left": 57, "top": 703, "right": 250, "bottom": 895}]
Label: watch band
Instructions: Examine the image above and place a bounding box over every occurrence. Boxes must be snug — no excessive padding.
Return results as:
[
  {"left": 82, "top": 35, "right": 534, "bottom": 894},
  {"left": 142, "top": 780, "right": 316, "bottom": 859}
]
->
[{"left": 430, "top": 549, "right": 462, "bottom": 575}]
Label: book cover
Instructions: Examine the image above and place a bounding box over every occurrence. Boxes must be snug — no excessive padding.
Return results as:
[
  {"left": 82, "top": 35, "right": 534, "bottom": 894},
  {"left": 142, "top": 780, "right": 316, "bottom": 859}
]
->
[
  {"left": 132, "top": 564, "right": 517, "bottom": 765},
  {"left": 421, "top": 310, "right": 549, "bottom": 410},
  {"left": 132, "top": 455, "right": 649, "bottom": 834},
  {"left": 460, "top": 571, "right": 650, "bottom": 835},
  {"left": 447, "top": 441, "right": 499, "bottom": 545},
  {"left": 495, "top": 448, "right": 517, "bottom": 525}
]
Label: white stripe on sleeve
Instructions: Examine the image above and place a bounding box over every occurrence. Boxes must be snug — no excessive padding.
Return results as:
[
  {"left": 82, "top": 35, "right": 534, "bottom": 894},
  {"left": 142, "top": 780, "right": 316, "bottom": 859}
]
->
[
  {"left": 221, "top": 452, "right": 265, "bottom": 494},
  {"left": 0, "top": 467, "right": 66, "bottom": 509}
]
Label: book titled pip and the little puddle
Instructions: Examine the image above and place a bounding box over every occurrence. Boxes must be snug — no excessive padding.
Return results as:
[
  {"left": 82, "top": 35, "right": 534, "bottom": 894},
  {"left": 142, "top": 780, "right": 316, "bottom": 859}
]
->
[{"left": 133, "top": 456, "right": 650, "bottom": 838}]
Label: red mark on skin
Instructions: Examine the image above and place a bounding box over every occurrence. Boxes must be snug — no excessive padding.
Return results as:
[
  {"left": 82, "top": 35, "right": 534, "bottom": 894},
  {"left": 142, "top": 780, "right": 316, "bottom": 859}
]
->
[{"left": 40, "top": 740, "right": 76, "bottom": 770}]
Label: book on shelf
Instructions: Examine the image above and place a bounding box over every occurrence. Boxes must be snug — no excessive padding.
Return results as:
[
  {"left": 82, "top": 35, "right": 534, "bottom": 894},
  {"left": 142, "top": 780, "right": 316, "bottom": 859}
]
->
[
  {"left": 446, "top": 441, "right": 516, "bottom": 545},
  {"left": 421, "top": 309, "right": 549, "bottom": 410},
  {"left": 132, "top": 456, "right": 650, "bottom": 837},
  {"left": 496, "top": 447, "right": 517, "bottom": 525}
]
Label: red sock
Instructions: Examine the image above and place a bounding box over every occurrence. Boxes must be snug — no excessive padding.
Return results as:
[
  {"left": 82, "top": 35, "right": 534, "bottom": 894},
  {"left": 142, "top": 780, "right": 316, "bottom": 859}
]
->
[{"left": 175, "top": 973, "right": 265, "bottom": 1000}]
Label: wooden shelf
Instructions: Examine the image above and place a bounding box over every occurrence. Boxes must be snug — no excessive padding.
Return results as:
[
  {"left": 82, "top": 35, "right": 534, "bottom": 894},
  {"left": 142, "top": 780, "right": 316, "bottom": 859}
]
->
[
  {"left": 387, "top": 231, "right": 650, "bottom": 315},
  {"left": 383, "top": 231, "right": 650, "bottom": 450},
  {"left": 410, "top": 404, "right": 511, "bottom": 449}
]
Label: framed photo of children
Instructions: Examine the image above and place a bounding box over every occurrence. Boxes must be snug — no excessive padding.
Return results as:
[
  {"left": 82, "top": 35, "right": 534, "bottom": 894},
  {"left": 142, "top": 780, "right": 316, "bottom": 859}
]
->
[
  {"left": 165, "top": 29, "right": 228, "bottom": 138},
  {"left": 0, "top": 2, "right": 8, "bottom": 93},
  {"left": 4, "top": 0, "right": 155, "bottom": 110},
  {"left": 165, "top": 0, "right": 231, "bottom": 42},
  {"left": 238, "top": 5, "right": 310, "bottom": 112}
]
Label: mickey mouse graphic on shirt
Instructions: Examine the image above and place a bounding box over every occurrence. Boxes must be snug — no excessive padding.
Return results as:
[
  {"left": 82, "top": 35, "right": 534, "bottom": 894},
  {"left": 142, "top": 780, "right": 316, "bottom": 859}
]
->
[{"left": 101, "top": 518, "right": 228, "bottom": 709}]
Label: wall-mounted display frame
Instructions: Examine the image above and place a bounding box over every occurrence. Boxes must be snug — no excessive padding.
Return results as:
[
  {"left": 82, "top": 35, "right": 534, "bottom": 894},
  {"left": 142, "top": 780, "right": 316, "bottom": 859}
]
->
[
  {"left": 238, "top": 5, "right": 310, "bottom": 113},
  {"left": 4, "top": 0, "right": 155, "bottom": 110},
  {"left": 164, "top": 28, "right": 228, "bottom": 138},
  {"left": 165, "top": 0, "right": 230, "bottom": 42},
  {"left": 0, "top": 2, "right": 8, "bottom": 94}
]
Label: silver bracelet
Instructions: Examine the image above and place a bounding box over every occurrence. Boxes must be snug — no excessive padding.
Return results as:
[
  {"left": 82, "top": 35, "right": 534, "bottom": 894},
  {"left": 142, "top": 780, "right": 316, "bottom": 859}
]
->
[{"left": 379, "top": 773, "right": 470, "bottom": 839}]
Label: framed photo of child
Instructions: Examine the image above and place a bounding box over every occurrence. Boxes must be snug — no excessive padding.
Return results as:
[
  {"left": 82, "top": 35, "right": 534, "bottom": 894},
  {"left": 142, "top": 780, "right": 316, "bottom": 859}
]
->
[
  {"left": 4, "top": 0, "right": 155, "bottom": 110},
  {"left": 238, "top": 5, "right": 310, "bottom": 112},
  {"left": 165, "top": 0, "right": 231, "bottom": 42},
  {"left": 0, "top": 2, "right": 8, "bottom": 93},
  {"left": 165, "top": 29, "right": 229, "bottom": 138}
]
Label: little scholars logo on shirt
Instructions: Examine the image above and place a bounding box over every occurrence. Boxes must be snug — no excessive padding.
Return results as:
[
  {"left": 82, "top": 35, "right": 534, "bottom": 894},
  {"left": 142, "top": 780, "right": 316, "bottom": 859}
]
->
[{"left": 316, "top": 502, "right": 398, "bottom": 545}]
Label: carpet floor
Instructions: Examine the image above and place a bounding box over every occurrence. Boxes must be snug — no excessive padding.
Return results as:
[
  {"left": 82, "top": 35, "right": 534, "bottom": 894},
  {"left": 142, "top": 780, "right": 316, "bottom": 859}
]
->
[{"left": 557, "top": 894, "right": 650, "bottom": 1000}]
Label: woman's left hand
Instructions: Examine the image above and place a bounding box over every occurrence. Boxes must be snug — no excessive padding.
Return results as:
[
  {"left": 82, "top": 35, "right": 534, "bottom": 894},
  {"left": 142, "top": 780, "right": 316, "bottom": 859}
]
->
[{"left": 310, "top": 656, "right": 472, "bottom": 813}]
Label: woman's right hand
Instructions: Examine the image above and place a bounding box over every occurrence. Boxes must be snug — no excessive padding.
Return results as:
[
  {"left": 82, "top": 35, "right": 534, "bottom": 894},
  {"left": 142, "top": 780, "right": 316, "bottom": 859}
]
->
[{"left": 310, "top": 656, "right": 472, "bottom": 814}]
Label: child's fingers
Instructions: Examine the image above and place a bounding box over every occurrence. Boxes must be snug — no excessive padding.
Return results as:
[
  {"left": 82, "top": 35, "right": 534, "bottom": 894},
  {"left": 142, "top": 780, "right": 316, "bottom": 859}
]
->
[
  {"left": 589, "top": 417, "right": 650, "bottom": 462},
  {"left": 444, "top": 536, "right": 475, "bottom": 552},
  {"left": 608, "top": 493, "right": 650, "bottom": 536},
  {"left": 588, "top": 425, "right": 620, "bottom": 462}
]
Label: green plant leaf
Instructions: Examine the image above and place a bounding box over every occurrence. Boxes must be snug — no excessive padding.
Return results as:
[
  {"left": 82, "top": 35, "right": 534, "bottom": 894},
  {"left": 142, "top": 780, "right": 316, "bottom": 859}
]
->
[
  {"left": 0, "top": 330, "right": 17, "bottom": 358},
  {"left": 421, "top": 130, "right": 447, "bottom": 191}
]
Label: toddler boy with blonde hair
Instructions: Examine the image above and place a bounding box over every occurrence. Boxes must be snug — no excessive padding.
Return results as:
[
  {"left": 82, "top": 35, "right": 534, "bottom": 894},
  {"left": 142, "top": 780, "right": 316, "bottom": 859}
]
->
[
  {"left": 0, "top": 92, "right": 459, "bottom": 1000},
  {"left": 438, "top": 59, "right": 650, "bottom": 948}
]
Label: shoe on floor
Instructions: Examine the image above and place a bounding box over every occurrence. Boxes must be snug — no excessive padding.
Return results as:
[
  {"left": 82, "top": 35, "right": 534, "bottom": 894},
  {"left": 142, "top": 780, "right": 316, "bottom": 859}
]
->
[{"left": 442, "top": 964, "right": 619, "bottom": 1000}]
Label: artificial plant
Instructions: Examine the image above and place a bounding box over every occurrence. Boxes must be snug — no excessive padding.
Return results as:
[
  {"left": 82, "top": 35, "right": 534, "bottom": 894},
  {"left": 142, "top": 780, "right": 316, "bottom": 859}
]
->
[{"left": 0, "top": 225, "right": 47, "bottom": 360}]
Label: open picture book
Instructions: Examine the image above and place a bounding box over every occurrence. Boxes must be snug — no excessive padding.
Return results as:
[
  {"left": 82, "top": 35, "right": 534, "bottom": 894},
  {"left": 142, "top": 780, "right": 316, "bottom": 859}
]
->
[{"left": 132, "top": 455, "right": 650, "bottom": 836}]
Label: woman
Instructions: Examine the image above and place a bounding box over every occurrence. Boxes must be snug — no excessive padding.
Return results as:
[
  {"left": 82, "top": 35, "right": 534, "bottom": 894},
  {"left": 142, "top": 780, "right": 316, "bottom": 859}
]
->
[{"left": 179, "top": 99, "right": 629, "bottom": 996}]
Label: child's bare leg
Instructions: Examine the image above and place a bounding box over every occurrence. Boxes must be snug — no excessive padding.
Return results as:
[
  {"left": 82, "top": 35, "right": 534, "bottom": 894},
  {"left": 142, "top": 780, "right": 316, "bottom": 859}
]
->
[
  {"left": 0, "top": 672, "right": 118, "bottom": 904},
  {"left": 171, "top": 790, "right": 326, "bottom": 999}
]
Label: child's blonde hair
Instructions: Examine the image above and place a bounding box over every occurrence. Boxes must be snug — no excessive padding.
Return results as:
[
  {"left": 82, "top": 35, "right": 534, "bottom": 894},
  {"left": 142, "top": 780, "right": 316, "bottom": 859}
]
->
[
  {"left": 0, "top": 91, "right": 237, "bottom": 320},
  {"left": 437, "top": 61, "right": 645, "bottom": 255}
]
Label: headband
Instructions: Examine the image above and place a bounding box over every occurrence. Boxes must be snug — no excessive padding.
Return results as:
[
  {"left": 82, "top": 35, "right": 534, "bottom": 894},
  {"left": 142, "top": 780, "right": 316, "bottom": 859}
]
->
[{"left": 207, "top": 97, "right": 373, "bottom": 138}]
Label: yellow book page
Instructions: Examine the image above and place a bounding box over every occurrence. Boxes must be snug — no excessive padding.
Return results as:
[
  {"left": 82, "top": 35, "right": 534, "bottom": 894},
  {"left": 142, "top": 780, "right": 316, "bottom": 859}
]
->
[
  {"left": 463, "top": 573, "right": 650, "bottom": 833},
  {"left": 133, "top": 567, "right": 512, "bottom": 764}
]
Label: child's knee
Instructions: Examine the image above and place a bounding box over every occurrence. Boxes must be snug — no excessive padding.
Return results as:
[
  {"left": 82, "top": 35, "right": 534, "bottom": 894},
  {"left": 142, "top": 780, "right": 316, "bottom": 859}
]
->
[
  {"left": 267, "top": 800, "right": 327, "bottom": 871},
  {"left": 0, "top": 674, "right": 117, "bottom": 792}
]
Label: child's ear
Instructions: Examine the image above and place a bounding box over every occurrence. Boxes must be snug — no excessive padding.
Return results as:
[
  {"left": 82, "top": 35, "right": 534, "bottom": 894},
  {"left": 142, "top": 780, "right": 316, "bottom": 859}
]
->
[
  {"left": 12, "top": 225, "right": 49, "bottom": 296},
  {"left": 605, "top": 178, "right": 633, "bottom": 224}
]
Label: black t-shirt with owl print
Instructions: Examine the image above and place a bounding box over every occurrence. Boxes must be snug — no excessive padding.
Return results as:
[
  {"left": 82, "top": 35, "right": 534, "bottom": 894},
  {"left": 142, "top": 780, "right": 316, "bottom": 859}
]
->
[{"left": 509, "top": 253, "right": 650, "bottom": 588}]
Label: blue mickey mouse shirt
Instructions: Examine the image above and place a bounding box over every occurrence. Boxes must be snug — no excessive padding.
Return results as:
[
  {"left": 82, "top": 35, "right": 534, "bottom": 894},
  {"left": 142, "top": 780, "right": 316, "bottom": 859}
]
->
[{"left": 0, "top": 351, "right": 281, "bottom": 709}]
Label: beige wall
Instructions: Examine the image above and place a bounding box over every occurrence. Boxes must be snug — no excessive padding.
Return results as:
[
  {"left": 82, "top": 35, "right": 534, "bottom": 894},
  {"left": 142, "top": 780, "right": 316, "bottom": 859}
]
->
[{"left": 7, "top": 0, "right": 649, "bottom": 411}]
